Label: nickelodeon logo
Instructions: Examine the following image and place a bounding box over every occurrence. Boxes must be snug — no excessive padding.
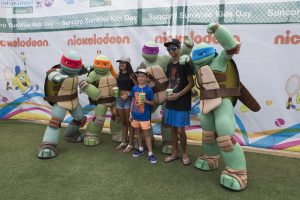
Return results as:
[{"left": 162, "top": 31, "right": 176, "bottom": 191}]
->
[
  {"left": 274, "top": 31, "right": 300, "bottom": 45},
  {"left": 0, "top": 37, "right": 48, "bottom": 47},
  {"left": 67, "top": 33, "right": 130, "bottom": 46},
  {"left": 155, "top": 31, "right": 240, "bottom": 44}
]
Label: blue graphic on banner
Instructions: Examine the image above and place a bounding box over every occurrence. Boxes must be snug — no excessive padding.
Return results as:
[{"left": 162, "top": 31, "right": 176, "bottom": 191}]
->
[
  {"left": 0, "top": 92, "right": 44, "bottom": 118},
  {"left": 235, "top": 114, "right": 250, "bottom": 145},
  {"left": 251, "top": 123, "right": 300, "bottom": 148},
  {"left": 64, "top": 0, "right": 75, "bottom": 4}
]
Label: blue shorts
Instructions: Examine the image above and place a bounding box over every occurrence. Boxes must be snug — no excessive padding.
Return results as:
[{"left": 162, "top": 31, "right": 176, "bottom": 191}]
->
[
  {"left": 116, "top": 97, "right": 131, "bottom": 109},
  {"left": 165, "top": 108, "right": 190, "bottom": 127}
]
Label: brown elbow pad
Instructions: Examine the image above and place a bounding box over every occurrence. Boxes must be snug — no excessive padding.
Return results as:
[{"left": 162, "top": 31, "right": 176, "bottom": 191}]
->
[{"left": 226, "top": 43, "right": 241, "bottom": 55}]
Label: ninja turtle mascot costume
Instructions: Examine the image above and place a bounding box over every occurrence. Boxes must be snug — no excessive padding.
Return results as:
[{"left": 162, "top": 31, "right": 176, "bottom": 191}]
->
[
  {"left": 141, "top": 37, "right": 194, "bottom": 154},
  {"left": 38, "top": 51, "right": 87, "bottom": 159},
  {"left": 189, "top": 23, "right": 260, "bottom": 190},
  {"left": 79, "top": 54, "right": 118, "bottom": 146}
]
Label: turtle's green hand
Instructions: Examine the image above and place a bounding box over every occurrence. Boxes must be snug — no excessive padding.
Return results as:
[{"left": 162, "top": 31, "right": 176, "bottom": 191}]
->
[
  {"left": 53, "top": 74, "right": 69, "bottom": 84},
  {"left": 183, "top": 36, "right": 194, "bottom": 48},
  {"left": 207, "top": 22, "right": 219, "bottom": 34},
  {"left": 179, "top": 55, "right": 191, "bottom": 65},
  {"left": 79, "top": 80, "right": 88, "bottom": 92}
]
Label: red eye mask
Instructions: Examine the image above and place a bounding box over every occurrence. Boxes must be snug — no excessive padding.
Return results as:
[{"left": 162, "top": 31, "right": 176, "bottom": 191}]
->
[{"left": 61, "top": 55, "right": 83, "bottom": 69}]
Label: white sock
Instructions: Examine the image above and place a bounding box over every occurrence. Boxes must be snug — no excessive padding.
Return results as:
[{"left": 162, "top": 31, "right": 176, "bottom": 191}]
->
[
  {"left": 148, "top": 151, "right": 153, "bottom": 156},
  {"left": 139, "top": 147, "right": 144, "bottom": 152}
]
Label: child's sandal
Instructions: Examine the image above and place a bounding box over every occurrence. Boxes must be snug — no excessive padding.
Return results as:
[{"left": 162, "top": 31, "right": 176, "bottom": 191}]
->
[
  {"left": 123, "top": 145, "right": 133, "bottom": 153},
  {"left": 182, "top": 157, "right": 191, "bottom": 165},
  {"left": 115, "top": 143, "right": 127, "bottom": 150}
]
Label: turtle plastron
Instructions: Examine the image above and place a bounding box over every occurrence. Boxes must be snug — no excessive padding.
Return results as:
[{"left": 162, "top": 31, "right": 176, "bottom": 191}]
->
[
  {"left": 93, "top": 75, "right": 117, "bottom": 106},
  {"left": 198, "top": 65, "right": 221, "bottom": 114},
  {"left": 57, "top": 77, "right": 79, "bottom": 110}
]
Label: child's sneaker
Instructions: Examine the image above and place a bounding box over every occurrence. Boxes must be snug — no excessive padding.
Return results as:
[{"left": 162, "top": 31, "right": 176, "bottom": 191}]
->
[
  {"left": 148, "top": 155, "right": 157, "bottom": 164},
  {"left": 132, "top": 150, "right": 144, "bottom": 157}
]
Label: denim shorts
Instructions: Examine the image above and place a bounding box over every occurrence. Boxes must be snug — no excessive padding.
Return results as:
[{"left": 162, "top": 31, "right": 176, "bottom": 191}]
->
[{"left": 116, "top": 97, "right": 131, "bottom": 109}]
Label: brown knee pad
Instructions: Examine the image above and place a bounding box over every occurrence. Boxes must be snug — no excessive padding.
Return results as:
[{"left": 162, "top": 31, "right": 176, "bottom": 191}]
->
[
  {"left": 217, "top": 135, "right": 236, "bottom": 152},
  {"left": 70, "top": 116, "right": 87, "bottom": 128},
  {"left": 48, "top": 116, "right": 62, "bottom": 129},
  {"left": 202, "top": 131, "right": 217, "bottom": 144},
  {"left": 94, "top": 116, "right": 105, "bottom": 127}
]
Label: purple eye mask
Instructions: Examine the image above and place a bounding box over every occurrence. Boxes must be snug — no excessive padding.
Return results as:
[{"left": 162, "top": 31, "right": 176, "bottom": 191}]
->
[{"left": 142, "top": 45, "right": 159, "bottom": 55}]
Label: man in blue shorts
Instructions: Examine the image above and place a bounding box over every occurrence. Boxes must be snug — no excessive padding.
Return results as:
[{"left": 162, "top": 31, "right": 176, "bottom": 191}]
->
[{"left": 163, "top": 39, "right": 194, "bottom": 165}]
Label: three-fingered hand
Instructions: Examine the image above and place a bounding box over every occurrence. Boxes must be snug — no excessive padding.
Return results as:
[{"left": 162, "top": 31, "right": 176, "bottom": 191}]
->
[
  {"left": 179, "top": 55, "right": 191, "bottom": 65},
  {"left": 53, "top": 74, "right": 69, "bottom": 84}
]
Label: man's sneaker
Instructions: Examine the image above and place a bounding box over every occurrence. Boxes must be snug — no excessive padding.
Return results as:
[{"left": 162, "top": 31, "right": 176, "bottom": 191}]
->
[
  {"left": 148, "top": 155, "right": 157, "bottom": 164},
  {"left": 132, "top": 150, "right": 144, "bottom": 157}
]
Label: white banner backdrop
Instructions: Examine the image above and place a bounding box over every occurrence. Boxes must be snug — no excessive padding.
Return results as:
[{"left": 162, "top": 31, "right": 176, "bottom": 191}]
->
[{"left": 0, "top": 1, "right": 299, "bottom": 152}]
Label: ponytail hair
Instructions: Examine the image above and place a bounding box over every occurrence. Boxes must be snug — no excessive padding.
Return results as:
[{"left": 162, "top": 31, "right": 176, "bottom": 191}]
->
[{"left": 126, "top": 62, "right": 137, "bottom": 84}]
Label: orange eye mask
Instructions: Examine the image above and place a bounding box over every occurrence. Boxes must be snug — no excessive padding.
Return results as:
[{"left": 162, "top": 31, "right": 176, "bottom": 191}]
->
[{"left": 93, "top": 59, "right": 111, "bottom": 69}]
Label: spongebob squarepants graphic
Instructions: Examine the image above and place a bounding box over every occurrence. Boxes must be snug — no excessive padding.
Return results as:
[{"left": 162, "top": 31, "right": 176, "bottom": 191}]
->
[
  {"left": 285, "top": 74, "right": 300, "bottom": 111},
  {"left": 6, "top": 52, "right": 39, "bottom": 100}
]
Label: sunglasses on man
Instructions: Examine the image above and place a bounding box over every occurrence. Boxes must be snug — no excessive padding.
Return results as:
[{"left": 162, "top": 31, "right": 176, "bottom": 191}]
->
[{"left": 167, "top": 46, "right": 178, "bottom": 52}]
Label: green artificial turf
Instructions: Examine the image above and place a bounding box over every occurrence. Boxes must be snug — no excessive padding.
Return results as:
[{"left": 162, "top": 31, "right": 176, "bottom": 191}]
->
[{"left": 0, "top": 120, "right": 299, "bottom": 200}]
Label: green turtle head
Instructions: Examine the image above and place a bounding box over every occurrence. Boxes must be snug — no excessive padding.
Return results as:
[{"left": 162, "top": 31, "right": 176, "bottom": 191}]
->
[
  {"left": 95, "top": 68, "right": 110, "bottom": 74},
  {"left": 142, "top": 41, "right": 159, "bottom": 62},
  {"left": 191, "top": 43, "right": 216, "bottom": 68},
  {"left": 60, "top": 50, "right": 83, "bottom": 76},
  {"left": 93, "top": 54, "right": 111, "bottom": 74}
]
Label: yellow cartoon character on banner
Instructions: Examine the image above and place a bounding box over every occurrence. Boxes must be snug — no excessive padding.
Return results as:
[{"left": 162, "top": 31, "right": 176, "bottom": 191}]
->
[
  {"left": 9, "top": 52, "right": 39, "bottom": 100},
  {"left": 285, "top": 74, "right": 300, "bottom": 111}
]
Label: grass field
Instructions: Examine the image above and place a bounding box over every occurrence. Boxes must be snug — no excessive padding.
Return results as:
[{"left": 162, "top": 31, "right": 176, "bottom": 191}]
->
[{"left": 0, "top": 120, "right": 299, "bottom": 200}]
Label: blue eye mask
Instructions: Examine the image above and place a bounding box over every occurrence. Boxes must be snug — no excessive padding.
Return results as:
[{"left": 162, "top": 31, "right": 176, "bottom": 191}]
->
[{"left": 191, "top": 47, "right": 216, "bottom": 61}]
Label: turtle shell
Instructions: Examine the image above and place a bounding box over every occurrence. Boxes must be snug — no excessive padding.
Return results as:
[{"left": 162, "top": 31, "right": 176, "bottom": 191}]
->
[
  {"left": 195, "top": 59, "right": 240, "bottom": 106},
  {"left": 214, "top": 59, "right": 260, "bottom": 111},
  {"left": 43, "top": 64, "right": 61, "bottom": 106},
  {"left": 214, "top": 59, "right": 240, "bottom": 106}
]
